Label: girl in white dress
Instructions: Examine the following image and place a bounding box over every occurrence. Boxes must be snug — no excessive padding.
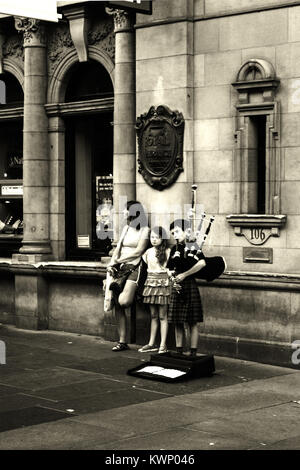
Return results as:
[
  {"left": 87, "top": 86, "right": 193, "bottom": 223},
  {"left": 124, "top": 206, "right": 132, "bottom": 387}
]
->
[{"left": 139, "top": 226, "right": 171, "bottom": 354}]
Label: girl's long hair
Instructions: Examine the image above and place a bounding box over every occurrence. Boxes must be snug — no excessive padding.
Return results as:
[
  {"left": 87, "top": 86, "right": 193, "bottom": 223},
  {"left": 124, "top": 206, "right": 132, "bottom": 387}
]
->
[{"left": 151, "top": 226, "right": 168, "bottom": 266}]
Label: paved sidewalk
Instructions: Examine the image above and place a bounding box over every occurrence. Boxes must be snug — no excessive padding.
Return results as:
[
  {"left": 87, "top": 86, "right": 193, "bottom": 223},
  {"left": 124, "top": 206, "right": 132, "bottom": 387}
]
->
[{"left": 0, "top": 324, "right": 300, "bottom": 450}]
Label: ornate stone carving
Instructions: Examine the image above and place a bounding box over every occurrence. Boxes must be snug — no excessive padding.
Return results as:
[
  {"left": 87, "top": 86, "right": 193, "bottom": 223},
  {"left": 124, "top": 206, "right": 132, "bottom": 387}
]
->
[
  {"left": 232, "top": 58, "right": 279, "bottom": 104},
  {"left": 14, "top": 17, "right": 46, "bottom": 47},
  {"left": 3, "top": 34, "right": 24, "bottom": 62},
  {"left": 48, "top": 24, "right": 74, "bottom": 74},
  {"left": 136, "top": 105, "right": 185, "bottom": 191},
  {"left": 88, "top": 19, "right": 115, "bottom": 60},
  {"left": 105, "top": 7, "right": 133, "bottom": 33}
]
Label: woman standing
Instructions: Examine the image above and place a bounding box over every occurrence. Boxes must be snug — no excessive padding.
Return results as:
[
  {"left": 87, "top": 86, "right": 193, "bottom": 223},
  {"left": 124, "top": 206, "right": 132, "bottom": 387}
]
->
[{"left": 108, "top": 200, "right": 150, "bottom": 351}]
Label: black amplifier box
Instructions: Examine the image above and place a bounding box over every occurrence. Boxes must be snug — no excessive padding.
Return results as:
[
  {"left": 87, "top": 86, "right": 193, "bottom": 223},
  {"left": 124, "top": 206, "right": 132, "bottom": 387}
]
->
[{"left": 127, "top": 351, "right": 215, "bottom": 383}]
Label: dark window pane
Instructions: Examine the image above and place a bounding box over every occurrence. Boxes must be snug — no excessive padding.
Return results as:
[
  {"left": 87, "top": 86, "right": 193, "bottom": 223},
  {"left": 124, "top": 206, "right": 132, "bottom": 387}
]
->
[
  {"left": 65, "top": 60, "right": 113, "bottom": 102},
  {"left": 0, "top": 73, "right": 23, "bottom": 106}
]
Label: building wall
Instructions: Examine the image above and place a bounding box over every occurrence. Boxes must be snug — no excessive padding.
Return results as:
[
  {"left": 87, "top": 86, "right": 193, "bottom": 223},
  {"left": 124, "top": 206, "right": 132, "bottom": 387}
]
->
[
  {"left": 136, "top": 0, "right": 300, "bottom": 275},
  {"left": 133, "top": 0, "right": 300, "bottom": 366}
]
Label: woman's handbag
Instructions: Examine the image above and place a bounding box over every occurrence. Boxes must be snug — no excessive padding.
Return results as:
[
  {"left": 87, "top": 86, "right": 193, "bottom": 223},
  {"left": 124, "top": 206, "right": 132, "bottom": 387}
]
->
[
  {"left": 109, "top": 263, "right": 137, "bottom": 296},
  {"left": 103, "top": 271, "right": 114, "bottom": 312},
  {"left": 103, "top": 224, "right": 130, "bottom": 310}
]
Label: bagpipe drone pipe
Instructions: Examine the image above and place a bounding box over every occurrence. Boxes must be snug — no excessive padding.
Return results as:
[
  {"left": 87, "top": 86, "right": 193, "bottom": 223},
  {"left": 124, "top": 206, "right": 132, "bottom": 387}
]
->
[
  {"left": 186, "top": 216, "right": 226, "bottom": 282},
  {"left": 181, "top": 185, "right": 226, "bottom": 282}
]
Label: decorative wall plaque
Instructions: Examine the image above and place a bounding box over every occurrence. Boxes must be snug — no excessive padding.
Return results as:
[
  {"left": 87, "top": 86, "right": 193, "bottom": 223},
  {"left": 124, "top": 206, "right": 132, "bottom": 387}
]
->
[
  {"left": 226, "top": 214, "right": 286, "bottom": 245},
  {"left": 243, "top": 247, "right": 273, "bottom": 263},
  {"left": 136, "top": 105, "right": 184, "bottom": 191}
]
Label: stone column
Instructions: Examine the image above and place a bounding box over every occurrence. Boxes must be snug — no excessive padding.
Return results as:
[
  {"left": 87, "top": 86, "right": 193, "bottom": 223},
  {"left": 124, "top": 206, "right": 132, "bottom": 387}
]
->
[
  {"left": 105, "top": 9, "right": 136, "bottom": 345},
  {"left": 106, "top": 8, "right": 136, "bottom": 243},
  {"left": 14, "top": 17, "right": 52, "bottom": 262},
  {"left": 48, "top": 115, "right": 65, "bottom": 260}
]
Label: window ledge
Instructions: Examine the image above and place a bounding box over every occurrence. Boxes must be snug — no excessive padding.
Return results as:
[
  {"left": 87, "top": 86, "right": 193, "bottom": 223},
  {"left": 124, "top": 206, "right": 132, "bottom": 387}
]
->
[
  {"left": 226, "top": 214, "right": 286, "bottom": 228},
  {"left": 226, "top": 214, "right": 287, "bottom": 245}
]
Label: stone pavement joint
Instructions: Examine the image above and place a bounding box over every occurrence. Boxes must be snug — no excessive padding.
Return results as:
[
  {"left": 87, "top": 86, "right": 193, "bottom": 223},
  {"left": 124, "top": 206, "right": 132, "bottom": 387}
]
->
[{"left": 0, "top": 324, "right": 300, "bottom": 450}]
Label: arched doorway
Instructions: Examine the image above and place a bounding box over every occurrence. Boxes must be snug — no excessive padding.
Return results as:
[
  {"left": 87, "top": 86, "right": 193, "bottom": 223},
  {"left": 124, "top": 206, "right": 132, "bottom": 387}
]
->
[{"left": 64, "top": 60, "right": 114, "bottom": 260}]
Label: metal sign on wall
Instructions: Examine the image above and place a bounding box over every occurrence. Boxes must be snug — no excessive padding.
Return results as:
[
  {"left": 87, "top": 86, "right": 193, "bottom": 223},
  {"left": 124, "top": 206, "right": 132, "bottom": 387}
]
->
[{"left": 136, "top": 105, "right": 184, "bottom": 191}]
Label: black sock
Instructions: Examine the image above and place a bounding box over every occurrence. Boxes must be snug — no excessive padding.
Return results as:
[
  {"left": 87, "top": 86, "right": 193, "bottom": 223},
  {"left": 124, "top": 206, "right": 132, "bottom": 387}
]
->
[
  {"left": 190, "top": 348, "right": 197, "bottom": 356},
  {"left": 176, "top": 346, "right": 183, "bottom": 354}
]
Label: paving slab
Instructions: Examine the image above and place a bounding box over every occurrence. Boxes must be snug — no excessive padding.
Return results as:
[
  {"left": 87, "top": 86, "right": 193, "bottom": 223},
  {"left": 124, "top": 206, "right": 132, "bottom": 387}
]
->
[
  {"left": 93, "top": 426, "right": 261, "bottom": 451},
  {"left": 0, "top": 393, "right": 58, "bottom": 413},
  {"left": 27, "top": 377, "right": 134, "bottom": 401},
  {"left": 251, "top": 434, "right": 300, "bottom": 450},
  {"left": 215, "top": 356, "right": 294, "bottom": 380},
  {"left": 1, "top": 326, "right": 123, "bottom": 360},
  {"left": 186, "top": 402, "right": 300, "bottom": 445},
  {"left": 207, "top": 371, "right": 300, "bottom": 400},
  {"left": 165, "top": 388, "right": 292, "bottom": 420},
  {"left": 4, "top": 349, "right": 100, "bottom": 369},
  {"left": 0, "top": 384, "right": 25, "bottom": 397},
  {"left": 0, "top": 406, "right": 71, "bottom": 433},
  {"left": 66, "top": 398, "right": 226, "bottom": 436},
  {"left": 0, "top": 364, "right": 29, "bottom": 377},
  {"left": 47, "top": 387, "right": 170, "bottom": 415},
  {"left": 0, "top": 419, "right": 122, "bottom": 450},
  {"left": 0, "top": 366, "right": 102, "bottom": 391}
]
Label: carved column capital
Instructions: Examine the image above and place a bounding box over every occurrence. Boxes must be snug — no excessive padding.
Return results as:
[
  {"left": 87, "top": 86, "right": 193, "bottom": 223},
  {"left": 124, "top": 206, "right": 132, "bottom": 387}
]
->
[
  {"left": 105, "top": 8, "right": 134, "bottom": 33},
  {"left": 14, "top": 16, "right": 46, "bottom": 47}
]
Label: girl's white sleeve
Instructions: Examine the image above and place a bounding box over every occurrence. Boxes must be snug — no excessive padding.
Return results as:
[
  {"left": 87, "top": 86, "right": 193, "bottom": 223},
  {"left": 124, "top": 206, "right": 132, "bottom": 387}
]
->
[{"left": 142, "top": 249, "right": 149, "bottom": 264}]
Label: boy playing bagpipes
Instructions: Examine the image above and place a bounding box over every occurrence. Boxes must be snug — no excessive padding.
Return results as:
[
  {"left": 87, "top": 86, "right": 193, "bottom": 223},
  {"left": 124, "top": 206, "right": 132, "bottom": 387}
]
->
[
  {"left": 166, "top": 186, "right": 226, "bottom": 356},
  {"left": 166, "top": 218, "right": 206, "bottom": 357}
]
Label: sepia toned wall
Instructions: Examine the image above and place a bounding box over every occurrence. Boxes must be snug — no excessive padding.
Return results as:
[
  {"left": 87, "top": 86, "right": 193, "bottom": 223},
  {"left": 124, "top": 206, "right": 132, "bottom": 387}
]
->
[{"left": 135, "top": 0, "right": 300, "bottom": 276}]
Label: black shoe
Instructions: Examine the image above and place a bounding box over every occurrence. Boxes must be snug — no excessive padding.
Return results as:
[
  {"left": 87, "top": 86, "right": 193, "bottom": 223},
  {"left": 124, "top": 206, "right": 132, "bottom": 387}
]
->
[{"left": 112, "top": 342, "right": 130, "bottom": 352}]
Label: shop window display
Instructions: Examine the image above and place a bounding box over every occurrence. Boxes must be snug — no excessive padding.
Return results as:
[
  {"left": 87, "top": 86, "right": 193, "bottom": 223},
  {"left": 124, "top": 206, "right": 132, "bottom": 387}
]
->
[
  {"left": 0, "top": 73, "right": 24, "bottom": 255},
  {"left": 64, "top": 60, "right": 114, "bottom": 260}
]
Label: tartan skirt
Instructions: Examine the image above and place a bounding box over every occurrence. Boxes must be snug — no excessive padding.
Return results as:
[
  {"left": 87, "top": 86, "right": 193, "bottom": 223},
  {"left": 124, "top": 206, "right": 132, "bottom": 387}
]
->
[{"left": 168, "top": 277, "right": 203, "bottom": 324}]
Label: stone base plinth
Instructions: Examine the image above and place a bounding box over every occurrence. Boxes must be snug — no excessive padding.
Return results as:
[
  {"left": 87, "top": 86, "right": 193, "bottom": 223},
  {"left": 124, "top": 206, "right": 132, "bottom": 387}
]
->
[{"left": 12, "top": 254, "right": 54, "bottom": 264}]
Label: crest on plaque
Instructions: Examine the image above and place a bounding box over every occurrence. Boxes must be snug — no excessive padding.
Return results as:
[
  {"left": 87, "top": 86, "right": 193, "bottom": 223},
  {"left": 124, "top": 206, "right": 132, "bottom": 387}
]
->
[{"left": 136, "top": 105, "right": 184, "bottom": 190}]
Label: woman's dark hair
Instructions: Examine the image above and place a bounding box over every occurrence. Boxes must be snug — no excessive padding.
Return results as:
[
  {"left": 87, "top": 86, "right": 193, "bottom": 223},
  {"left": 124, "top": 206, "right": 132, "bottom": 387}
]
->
[
  {"left": 151, "top": 226, "right": 168, "bottom": 265},
  {"left": 170, "top": 219, "right": 190, "bottom": 232},
  {"left": 126, "top": 200, "right": 148, "bottom": 230}
]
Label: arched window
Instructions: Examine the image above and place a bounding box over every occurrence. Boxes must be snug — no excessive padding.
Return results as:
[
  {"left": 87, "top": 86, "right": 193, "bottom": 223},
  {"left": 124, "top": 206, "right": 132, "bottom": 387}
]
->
[
  {"left": 64, "top": 60, "right": 114, "bottom": 260},
  {"left": 65, "top": 60, "right": 113, "bottom": 102},
  {"left": 231, "top": 59, "right": 280, "bottom": 215},
  {"left": 0, "top": 72, "right": 23, "bottom": 106},
  {"left": 227, "top": 59, "right": 286, "bottom": 247}
]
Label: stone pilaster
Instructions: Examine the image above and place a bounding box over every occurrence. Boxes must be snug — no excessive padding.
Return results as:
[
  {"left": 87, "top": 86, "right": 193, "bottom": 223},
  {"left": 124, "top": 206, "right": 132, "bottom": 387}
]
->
[
  {"left": 14, "top": 17, "right": 52, "bottom": 262},
  {"left": 48, "top": 116, "right": 65, "bottom": 260},
  {"left": 106, "top": 8, "right": 136, "bottom": 242}
]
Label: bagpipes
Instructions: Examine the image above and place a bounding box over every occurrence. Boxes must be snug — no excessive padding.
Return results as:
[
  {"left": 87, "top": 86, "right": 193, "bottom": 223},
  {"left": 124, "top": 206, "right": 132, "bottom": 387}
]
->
[{"left": 172, "top": 185, "right": 226, "bottom": 282}]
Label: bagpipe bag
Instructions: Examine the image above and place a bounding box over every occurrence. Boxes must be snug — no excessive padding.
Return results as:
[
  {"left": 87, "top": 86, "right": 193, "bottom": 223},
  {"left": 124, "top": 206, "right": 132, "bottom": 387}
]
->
[{"left": 170, "top": 244, "right": 226, "bottom": 283}]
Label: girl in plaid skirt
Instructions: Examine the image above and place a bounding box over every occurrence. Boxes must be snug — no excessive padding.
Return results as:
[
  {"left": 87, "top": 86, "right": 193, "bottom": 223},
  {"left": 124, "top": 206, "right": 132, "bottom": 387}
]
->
[{"left": 167, "top": 219, "right": 206, "bottom": 357}]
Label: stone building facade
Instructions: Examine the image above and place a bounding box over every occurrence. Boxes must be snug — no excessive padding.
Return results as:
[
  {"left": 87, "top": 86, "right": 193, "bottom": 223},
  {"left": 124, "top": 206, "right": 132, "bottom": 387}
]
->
[{"left": 0, "top": 0, "right": 300, "bottom": 367}]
